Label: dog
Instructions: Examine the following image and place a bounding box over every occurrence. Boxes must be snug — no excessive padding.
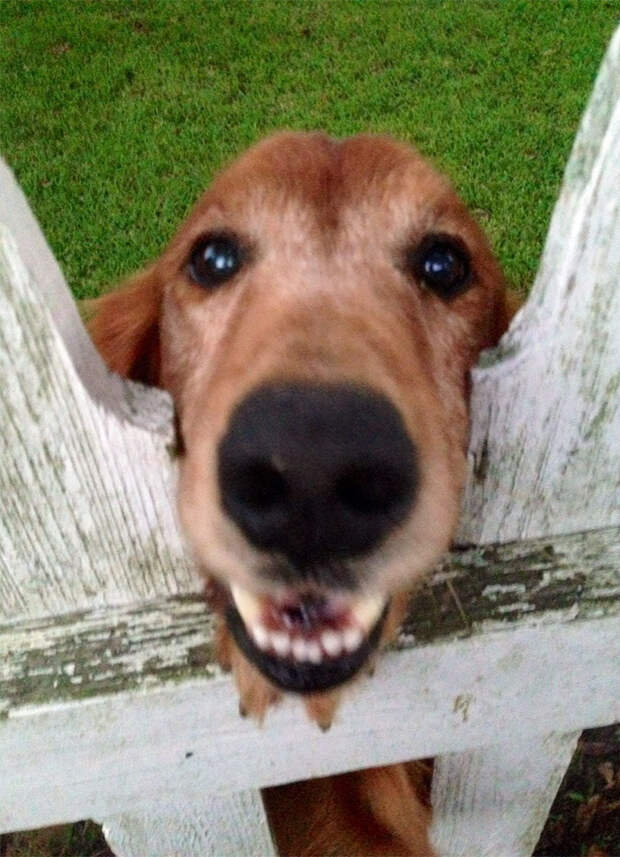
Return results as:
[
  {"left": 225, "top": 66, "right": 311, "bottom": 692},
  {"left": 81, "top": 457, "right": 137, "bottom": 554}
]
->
[{"left": 89, "top": 131, "right": 515, "bottom": 856}]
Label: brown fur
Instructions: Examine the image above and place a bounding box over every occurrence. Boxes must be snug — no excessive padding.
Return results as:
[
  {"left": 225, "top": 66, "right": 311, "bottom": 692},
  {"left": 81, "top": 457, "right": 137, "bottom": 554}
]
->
[
  {"left": 263, "top": 761, "right": 435, "bottom": 857},
  {"left": 89, "top": 132, "right": 516, "bottom": 856}
]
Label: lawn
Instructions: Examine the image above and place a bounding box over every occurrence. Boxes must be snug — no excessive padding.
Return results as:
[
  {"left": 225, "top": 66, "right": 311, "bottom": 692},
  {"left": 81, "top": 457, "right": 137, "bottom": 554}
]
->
[
  {"left": 1, "top": 2, "right": 619, "bottom": 856},
  {"left": 0, "top": 0, "right": 618, "bottom": 299}
]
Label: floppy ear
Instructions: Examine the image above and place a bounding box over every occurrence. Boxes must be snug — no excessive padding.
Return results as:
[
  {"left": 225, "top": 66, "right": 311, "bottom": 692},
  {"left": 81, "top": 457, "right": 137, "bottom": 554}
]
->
[
  {"left": 490, "top": 286, "right": 522, "bottom": 346},
  {"left": 86, "top": 265, "right": 162, "bottom": 385},
  {"left": 481, "top": 284, "right": 522, "bottom": 352}
]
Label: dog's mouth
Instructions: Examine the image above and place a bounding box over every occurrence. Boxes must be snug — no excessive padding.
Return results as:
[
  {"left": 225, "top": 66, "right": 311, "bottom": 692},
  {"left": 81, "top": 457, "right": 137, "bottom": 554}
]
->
[{"left": 225, "top": 584, "right": 388, "bottom": 694}]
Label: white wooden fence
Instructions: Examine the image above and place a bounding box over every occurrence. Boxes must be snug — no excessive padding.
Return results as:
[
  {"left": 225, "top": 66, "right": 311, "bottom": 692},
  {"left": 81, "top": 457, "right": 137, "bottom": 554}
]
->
[{"left": 1, "top": 26, "right": 619, "bottom": 857}]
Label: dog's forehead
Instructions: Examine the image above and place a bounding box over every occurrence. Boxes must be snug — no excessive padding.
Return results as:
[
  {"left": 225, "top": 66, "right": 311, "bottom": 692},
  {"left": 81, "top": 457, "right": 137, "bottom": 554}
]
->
[{"left": 197, "top": 132, "right": 455, "bottom": 234}]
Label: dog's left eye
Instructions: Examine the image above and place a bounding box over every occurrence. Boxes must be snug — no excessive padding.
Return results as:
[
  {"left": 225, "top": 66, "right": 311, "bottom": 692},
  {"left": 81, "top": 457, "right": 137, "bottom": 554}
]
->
[
  {"left": 188, "top": 234, "right": 243, "bottom": 288},
  {"left": 407, "top": 234, "right": 471, "bottom": 299}
]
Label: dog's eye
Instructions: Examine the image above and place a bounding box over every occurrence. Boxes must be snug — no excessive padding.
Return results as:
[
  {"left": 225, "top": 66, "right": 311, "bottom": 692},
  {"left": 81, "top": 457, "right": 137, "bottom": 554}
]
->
[
  {"left": 408, "top": 234, "right": 471, "bottom": 299},
  {"left": 188, "top": 234, "right": 243, "bottom": 288}
]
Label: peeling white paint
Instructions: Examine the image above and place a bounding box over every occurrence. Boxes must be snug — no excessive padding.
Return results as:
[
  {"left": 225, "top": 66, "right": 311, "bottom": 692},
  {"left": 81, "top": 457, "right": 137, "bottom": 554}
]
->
[
  {"left": 433, "top": 25, "right": 620, "bottom": 856},
  {"left": 482, "top": 583, "right": 527, "bottom": 599},
  {"left": 497, "top": 602, "right": 535, "bottom": 615}
]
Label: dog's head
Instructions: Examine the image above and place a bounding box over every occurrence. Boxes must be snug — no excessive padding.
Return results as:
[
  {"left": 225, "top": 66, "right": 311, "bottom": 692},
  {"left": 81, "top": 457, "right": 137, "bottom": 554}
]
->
[{"left": 91, "top": 132, "right": 511, "bottom": 695}]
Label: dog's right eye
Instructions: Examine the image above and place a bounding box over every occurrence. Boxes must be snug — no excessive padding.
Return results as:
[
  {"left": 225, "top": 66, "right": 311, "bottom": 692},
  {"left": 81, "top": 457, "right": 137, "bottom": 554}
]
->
[{"left": 188, "top": 234, "right": 243, "bottom": 288}]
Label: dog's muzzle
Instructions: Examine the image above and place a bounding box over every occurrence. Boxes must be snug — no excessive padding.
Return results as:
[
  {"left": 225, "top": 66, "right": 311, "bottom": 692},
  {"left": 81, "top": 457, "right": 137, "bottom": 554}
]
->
[{"left": 216, "top": 382, "right": 415, "bottom": 691}]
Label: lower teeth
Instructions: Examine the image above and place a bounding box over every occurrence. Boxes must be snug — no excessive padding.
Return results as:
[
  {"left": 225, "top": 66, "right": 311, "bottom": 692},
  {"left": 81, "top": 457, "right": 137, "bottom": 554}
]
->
[{"left": 249, "top": 624, "right": 364, "bottom": 663}]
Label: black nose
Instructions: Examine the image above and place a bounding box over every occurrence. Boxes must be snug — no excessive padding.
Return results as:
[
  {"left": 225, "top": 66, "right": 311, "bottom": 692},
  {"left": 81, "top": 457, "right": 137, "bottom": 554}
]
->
[{"left": 217, "top": 384, "right": 418, "bottom": 566}]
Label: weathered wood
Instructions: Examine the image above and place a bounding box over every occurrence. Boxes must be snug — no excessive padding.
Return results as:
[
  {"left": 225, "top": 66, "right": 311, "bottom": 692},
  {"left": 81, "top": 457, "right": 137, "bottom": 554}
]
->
[
  {"left": 0, "top": 615, "right": 615, "bottom": 833},
  {"left": 0, "top": 595, "right": 220, "bottom": 711},
  {"left": 1, "top": 527, "right": 617, "bottom": 833},
  {"left": 0, "top": 160, "right": 175, "bottom": 434},
  {"left": 459, "top": 23, "right": 620, "bottom": 545},
  {"left": 433, "top": 24, "right": 620, "bottom": 857},
  {"left": 431, "top": 733, "right": 580, "bottom": 857},
  {"left": 0, "top": 157, "right": 119, "bottom": 407},
  {"left": 2, "top": 526, "right": 617, "bottom": 713},
  {"left": 0, "top": 225, "right": 200, "bottom": 622},
  {"left": 101, "top": 791, "right": 277, "bottom": 857}
]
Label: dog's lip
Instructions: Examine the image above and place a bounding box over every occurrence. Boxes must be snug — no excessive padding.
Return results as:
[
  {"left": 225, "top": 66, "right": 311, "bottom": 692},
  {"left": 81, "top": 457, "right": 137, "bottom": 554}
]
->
[{"left": 224, "top": 583, "right": 388, "bottom": 694}]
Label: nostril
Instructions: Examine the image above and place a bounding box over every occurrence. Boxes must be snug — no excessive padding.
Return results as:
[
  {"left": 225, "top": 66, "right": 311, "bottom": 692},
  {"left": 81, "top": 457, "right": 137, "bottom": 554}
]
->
[
  {"left": 227, "top": 461, "right": 289, "bottom": 512},
  {"left": 336, "top": 464, "right": 413, "bottom": 517}
]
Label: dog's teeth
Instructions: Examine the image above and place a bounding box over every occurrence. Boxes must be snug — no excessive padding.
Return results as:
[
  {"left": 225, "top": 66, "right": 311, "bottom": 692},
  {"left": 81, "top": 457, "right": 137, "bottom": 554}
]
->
[
  {"left": 291, "top": 637, "right": 310, "bottom": 661},
  {"left": 343, "top": 627, "right": 363, "bottom": 652},
  {"left": 270, "top": 631, "right": 291, "bottom": 657},
  {"left": 350, "top": 593, "right": 385, "bottom": 632},
  {"left": 321, "top": 630, "right": 342, "bottom": 657},
  {"left": 231, "top": 583, "right": 261, "bottom": 626},
  {"left": 232, "top": 583, "right": 382, "bottom": 662},
  {"left": 251, "top": 624, "right": 269, "bottom": 650},
  {"left": 306, "top": 641, "right": 322, "bottom": 663}
]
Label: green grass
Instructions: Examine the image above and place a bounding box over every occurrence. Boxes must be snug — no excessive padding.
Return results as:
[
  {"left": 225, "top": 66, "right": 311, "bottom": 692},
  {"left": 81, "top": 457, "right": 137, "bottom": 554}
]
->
[
  {"left": 0, "top": 822, "right": 111, "bottom": 857},
  {"left": 1, "top": 0, "right": 618, "bottom": 298}
]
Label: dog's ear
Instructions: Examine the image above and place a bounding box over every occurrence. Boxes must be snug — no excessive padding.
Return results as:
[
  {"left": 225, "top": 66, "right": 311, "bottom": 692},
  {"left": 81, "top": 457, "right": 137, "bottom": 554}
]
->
[
  {"left": 86, "top": 266, "right": 162, "bottom": 385},
  {"left": 493, "top": 286, "right": 522, "bottom": 345},
  {"left": 483, "top": 285, "right": 522, "bottom": 351}
]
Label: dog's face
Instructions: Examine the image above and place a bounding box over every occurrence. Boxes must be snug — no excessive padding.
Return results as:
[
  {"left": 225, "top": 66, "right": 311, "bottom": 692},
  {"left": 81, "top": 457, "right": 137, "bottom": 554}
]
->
[{"left": 98, "top": 133, "right": 509, "bottom": 695}]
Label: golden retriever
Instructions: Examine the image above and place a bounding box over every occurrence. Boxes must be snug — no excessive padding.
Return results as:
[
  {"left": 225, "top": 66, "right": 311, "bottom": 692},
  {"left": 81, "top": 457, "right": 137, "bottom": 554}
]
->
[{"left": 89, "top": 132, "right": 515, "bottom": 856}]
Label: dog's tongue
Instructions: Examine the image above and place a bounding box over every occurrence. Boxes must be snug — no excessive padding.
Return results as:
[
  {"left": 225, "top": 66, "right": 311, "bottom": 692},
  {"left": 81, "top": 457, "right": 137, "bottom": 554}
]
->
[{"left": 230, "top": 584, "right": 385, "bottom": 663}]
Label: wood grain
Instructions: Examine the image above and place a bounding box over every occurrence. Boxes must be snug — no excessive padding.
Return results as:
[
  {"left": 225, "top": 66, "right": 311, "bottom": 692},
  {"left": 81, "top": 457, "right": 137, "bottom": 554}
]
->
[
  {"left": 459, "top": 24, "right": 620, "bottom": 545},
  {"left": 432, "top": 23, "right": 620, "bottom": 857}
]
